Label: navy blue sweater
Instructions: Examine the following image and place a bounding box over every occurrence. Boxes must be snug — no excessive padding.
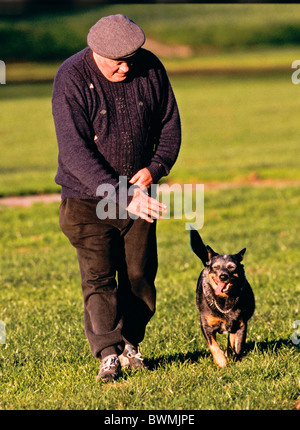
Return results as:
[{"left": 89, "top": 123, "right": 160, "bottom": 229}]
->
[{"left": 52, "top": 47, "right": 181, "bottom": 202}]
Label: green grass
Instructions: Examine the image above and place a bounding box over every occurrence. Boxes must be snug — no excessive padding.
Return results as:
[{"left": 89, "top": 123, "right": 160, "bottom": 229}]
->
[
  {"left": 0, "top": 185, "right": 299, "bottom": 409},
  {"left": 3, "top": 4, "right": 300, "bottom": 61},
  {"left": 170, "top": 73, "right": 300, "bottom": 184},
  {"left": 164, "top": 46, "right": 300, "bottom": 73},
  {"left": 0, "top": 72, "right": 299, "bottom": 197},
  {"left": 5, "top": 46, "right": 300, "bottom": 83},
  {"left": 0, "top": 83, "right": 59, "bottom": 196},
  {"left": 1, "top": 5, "right": 300, "bottom": 410}
]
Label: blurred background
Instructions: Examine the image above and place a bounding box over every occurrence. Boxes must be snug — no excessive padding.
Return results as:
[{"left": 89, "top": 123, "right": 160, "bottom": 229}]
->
[{"left": 0, "top": 1, "right": 300, "bottom": 196}]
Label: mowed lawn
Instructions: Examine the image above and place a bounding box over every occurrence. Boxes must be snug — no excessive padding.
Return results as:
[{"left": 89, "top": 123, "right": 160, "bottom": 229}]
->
[
  {"left": 0, "top": 70, "right": 300, "bottom": 197},
  {"left": 0, "top": 69, "right": 299, "bottom": 410},
  {"left": 0, "top": 185, "right": 299, "bottom": 410}
]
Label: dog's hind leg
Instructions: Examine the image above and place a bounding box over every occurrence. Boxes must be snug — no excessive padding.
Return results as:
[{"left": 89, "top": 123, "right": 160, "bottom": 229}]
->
[{"left": 225, "top": 335, "right": 235, "bottom": 359}]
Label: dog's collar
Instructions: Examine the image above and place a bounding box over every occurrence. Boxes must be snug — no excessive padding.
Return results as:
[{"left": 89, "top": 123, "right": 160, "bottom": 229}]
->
[{"left": 209, "top": 295, "right": 239, "bottom": 314}]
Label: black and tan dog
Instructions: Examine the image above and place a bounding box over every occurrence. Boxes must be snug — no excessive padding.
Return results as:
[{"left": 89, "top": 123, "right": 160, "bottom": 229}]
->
[{"left": 190, "top": 229, "right": 255, "bottom": 368}]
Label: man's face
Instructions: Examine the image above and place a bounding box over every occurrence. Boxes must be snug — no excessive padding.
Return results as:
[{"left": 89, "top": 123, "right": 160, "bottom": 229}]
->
[{"left": 93, "top": 52, "right": 133, "bottom": 82}]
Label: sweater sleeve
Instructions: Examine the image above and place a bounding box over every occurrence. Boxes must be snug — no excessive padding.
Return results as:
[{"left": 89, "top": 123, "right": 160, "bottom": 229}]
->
[
  {"left": 146, "top": 60, "right": 181, "bottom": 184},
  {"left": 52, "top": 71, "right": 123, "bottom": 202}
]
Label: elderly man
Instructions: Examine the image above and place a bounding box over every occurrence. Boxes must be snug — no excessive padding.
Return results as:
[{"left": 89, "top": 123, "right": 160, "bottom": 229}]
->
[{"left": 52, "top": 14, "right": 181, "bottom": 382}]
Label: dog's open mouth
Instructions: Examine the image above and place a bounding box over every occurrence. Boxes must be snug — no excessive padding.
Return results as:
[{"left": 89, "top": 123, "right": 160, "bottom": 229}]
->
[{"left": 211, "top": 276, "right": 232, "bottom": 295}]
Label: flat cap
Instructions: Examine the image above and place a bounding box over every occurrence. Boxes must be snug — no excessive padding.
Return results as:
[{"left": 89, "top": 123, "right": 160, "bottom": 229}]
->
[{"left": 87, "top": 14, "right": 145, "bottom": 60}]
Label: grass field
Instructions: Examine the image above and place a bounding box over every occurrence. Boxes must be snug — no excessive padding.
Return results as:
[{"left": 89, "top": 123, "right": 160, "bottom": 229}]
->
[
  {"left": 0, "top": 185, "right": 299, "bottom": 410},
  {"left": 1, "top": 70, "right": 299, "bottom": 197},
  {"left": 1, "top": 4, "right": 300, "bottom": 411},
  {"left": 3, "top": 4, "right": 300, "bottom": 61}
]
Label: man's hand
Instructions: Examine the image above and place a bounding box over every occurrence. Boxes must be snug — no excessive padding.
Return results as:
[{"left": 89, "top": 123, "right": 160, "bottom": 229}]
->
[
  {"left": 126, "top": 186, "right": 166, "bottom": 223},
  {"left": 129, "top": 168, "right": 153, "bottom": 190}
]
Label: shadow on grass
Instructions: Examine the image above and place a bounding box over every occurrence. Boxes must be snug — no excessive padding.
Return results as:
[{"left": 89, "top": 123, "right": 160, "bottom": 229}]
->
[
  {"left": 245, "top": 337, "right": 296, "bottom": 354},
  {"left": 145, "top": 349, "right": 210, "bottom": 371},
  {"left": 145, "top": 337, "right": 295, "bottom": 371}
]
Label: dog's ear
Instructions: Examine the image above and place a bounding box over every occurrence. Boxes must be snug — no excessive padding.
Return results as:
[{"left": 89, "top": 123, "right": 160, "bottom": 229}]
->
[
  {"left": 189, "top": 227, "right": 209, "bottom": 266},
  {"left": 235, "top": 248, "right": 246, "bottom": 262},
  {"left": 206, "top": 245, "right": 218, "bottom": 262}
]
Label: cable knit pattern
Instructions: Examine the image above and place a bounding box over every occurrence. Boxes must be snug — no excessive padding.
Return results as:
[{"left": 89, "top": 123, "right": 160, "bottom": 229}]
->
[{"left": 52, "top": 47, "right": 181, "bottom": 202}]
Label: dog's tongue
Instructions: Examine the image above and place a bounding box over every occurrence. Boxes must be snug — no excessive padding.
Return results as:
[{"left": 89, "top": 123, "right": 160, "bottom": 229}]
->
[{"left": 215, "top": 282, "right": 227, "bottom": 295}]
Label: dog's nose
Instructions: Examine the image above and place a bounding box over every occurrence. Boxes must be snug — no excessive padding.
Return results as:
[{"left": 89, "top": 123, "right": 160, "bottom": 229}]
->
[{"left": 219, "top": 273, "right": 229, "bottom": 281}]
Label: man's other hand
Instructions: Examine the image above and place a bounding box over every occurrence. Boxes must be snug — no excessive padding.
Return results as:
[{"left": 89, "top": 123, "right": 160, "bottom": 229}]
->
[{"left": 129, "top": 168, "right": 153, "bottom": 190}]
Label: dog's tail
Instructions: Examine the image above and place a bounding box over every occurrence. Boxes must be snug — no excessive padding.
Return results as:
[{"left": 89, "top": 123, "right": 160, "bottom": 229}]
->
[{"left": 189, "top": 226, "right": 209, "bottom": 266}]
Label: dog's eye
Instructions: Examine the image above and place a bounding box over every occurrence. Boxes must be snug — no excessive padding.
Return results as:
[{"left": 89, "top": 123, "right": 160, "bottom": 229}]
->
[
  {"left": 227, "top": 263, "right": 236, "bottom": 271},
  {"left": 212, "top": 264, "right": 220, "bottom": 271}
]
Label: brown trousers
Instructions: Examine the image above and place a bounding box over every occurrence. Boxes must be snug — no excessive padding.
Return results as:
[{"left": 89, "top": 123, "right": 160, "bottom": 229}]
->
[{"left": 59, "top": 198, "right": 157, "bottom": 358}]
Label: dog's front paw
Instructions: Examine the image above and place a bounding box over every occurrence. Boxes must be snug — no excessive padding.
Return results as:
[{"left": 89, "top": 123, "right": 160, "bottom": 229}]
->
[
  {"left": 215, "top": 355, "right": 228, "bottom": 368},
  {"left": 211, "top": 350, "right": 228, "bottom": 368}
]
